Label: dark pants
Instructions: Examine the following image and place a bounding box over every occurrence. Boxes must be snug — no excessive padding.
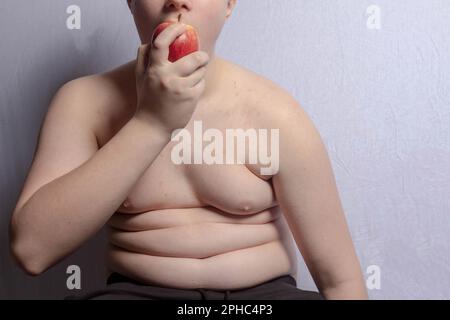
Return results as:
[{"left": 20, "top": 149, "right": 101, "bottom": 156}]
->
[{"left": 65, "top": 273, "right": 324, "bottom": 300}]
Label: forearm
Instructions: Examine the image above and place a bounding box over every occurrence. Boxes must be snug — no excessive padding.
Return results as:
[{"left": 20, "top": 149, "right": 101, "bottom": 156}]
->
[{"left": 11, "top": 116, "right": 170, "bottom": 274}]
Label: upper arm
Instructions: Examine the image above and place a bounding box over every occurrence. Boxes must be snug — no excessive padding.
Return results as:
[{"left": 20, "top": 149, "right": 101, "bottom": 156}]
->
[
  {"left": 266, "top": 92, "right": 363, "bottom": 290},
  {"left": 13, "top": 78, "right": 99, "bottom": 215}
]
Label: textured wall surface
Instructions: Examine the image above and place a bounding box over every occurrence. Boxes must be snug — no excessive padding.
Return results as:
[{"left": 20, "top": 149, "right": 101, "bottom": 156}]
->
[{"left": 1, "top": 0, "right": 449, "bottom": 299}]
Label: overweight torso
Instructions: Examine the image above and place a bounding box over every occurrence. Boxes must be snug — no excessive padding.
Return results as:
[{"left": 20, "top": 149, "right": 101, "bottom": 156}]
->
[{"left": 94, "top": 58, "right": 298, "bottom": 290}]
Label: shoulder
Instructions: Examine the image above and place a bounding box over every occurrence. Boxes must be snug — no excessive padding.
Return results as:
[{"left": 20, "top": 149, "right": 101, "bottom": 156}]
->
[
  {"left": 46, "top": 75, "right": 100, "bottom": 128},
  {"left": 51, "top": 61, "right": 137, "bottom": 139},
  {"left": 60, "top": 60, "right": 136, "bottom": 108},
  {"left": 227, "top": 61, "right": 327, "bottom": 164},
  {"left": 228, "top": 65, "right": 332, "bottom": 180},
  {"left": 227, "top": 60, "right": 315, "bottom": 131}
]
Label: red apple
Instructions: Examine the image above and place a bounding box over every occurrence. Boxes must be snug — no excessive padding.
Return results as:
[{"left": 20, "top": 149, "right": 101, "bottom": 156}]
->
[{"left": 152, "top": 17, "right": 199, "bottom": 63}]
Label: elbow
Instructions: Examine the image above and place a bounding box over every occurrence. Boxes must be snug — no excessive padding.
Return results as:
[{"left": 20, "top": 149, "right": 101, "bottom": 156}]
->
[
  {"left": 10, "top": 209, "right": 48, "bottom": 276},
  {"left": 10, "top": 239, "right": 48, "bottom": 276},
  {"left": 10, "top": 225, "right": 49, "bottom": 276}
]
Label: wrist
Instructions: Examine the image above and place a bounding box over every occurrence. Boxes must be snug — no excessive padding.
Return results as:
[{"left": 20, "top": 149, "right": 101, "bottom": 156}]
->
[
  {"left": 130, "top": 113, "right": 172, "bottom": 144},
  {"left": 133, "top": 110, "right": 172, "bottom": 137}
]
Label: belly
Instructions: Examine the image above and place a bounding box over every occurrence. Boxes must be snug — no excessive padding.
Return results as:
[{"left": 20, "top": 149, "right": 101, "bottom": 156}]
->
[{"left": 105, "top": 206, "right": 298, "bottom": 290}]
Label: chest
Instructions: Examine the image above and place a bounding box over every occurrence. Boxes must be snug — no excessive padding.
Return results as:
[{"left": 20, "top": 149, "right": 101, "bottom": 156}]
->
[{"left": 98, "top": 94, "right": 277, "bottom": 216}]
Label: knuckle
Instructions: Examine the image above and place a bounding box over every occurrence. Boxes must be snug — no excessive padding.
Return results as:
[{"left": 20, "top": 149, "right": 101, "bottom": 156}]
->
[
  {"left": 160, "top": 76, "right": 172, "bottom": 89},
  {"left": 195, "top": 53, "right": 207, "bottom": 64},
  {"left": 153, "top": 38, "right": 165, "bottom": 50},
  {"left": 199, "top": 52, "right": 209, "bottom": 62},
  {"left": 171, "top": 82, "right": 183, "bottom": 95},
  {"left": 195, "top": 54, "right": 203, "bottom": 63},
  {"left": 174, "top": 87, "right": 184, "bottom": 96}
]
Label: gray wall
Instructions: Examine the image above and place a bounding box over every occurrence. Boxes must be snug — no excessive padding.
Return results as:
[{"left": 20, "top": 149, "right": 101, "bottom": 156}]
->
[{"left": 1, "top": 0, "right": 449, "bottom": 299}]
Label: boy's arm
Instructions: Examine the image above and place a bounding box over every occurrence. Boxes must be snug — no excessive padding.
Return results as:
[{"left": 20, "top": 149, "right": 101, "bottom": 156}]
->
[
  {"left": 10, "top": 78, "right": 170, "bottom": 275},
  {"left": 263, "top": 92, "right": 368, "bottom": 300}
]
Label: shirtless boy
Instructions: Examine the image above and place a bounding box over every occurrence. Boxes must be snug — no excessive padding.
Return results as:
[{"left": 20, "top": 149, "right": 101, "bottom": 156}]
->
[{"left": 10, "top": 0, "right": 368, "bottom": 300}]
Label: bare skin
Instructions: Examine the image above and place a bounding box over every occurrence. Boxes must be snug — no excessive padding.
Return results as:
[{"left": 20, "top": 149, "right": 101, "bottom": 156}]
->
[
  {"left": 10, "top": 54, "right": 368, "bottom": 298},
  {"left": 94, "top": 57, "right": 298, "bottom": 290},
  {"left": 10, "top": 0, "right": 368, "bottom": 298}
]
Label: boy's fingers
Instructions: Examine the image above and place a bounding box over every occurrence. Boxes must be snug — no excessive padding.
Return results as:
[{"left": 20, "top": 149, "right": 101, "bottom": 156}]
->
[{"left": 151, "top": 23, "right": 187, "bottom": 63}]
